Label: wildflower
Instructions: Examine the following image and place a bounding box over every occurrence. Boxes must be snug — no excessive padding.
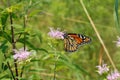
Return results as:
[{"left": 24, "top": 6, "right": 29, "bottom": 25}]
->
[
  {"left": 13, "top": 48, "right": 32, "bottom": 61},
  {"left": 115, "top": 36, "right": 120, "bottom": 47},
  {"left": 48, "top": 27, "right": 64, "bottom": 39},
  {"left": 96, "top": 63, "right": 109, "bottom": 75},
  {"left": 107, "top": 70, "right": 120, "bottom": 80}
]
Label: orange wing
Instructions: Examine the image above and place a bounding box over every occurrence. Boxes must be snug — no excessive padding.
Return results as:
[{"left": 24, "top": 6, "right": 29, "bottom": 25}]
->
[
  {"left": 64, "top": 37, "right": 78, "bottom": 52},
  {"left": 67, "top": 34, "right": 83, "bottom": 44},
  {"left": 63, "top": 33, "right": 91, "bottom": 52}
]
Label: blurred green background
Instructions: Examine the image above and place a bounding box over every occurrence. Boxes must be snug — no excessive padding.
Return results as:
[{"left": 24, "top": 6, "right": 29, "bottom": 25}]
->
[{"left": 0, "top": 0, "right": 120, "bottom": 80}]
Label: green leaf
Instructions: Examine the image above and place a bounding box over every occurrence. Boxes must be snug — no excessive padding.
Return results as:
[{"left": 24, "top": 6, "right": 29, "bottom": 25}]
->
[
  {"left": 0, "top": 12, "right": 9, "bottom": 30},
  {"left": 73, "top": 63, "right": 90, "bottom": 75},
  {"left": 114, "top": 0, "right": 120, "bottom": 32},
  {"left": 0, "top": 40, "right": 8, "bottom": 53},
  {"left": 0, "top": 31, "right": 11, "bottom": 43},
  {"left": 115, "top": 0, "right": 119, "bottom": 22},
  {"left": 35, "top": 48, "right": 48, "bottom": 53},
  {"left": 1, "top": 46, "right": 8, "bottom": 53},
  {"left": 2, "top": 63, "right": 8, "bottom": 71},
  {"left": 0, "top": 40, "right": 8, "bottom": 49},
  {"left": 18, "top": 38, "right": 48, "bottom": 53},
  {"left": 28, "top": 10, "right": 41, "bottom": 17}
]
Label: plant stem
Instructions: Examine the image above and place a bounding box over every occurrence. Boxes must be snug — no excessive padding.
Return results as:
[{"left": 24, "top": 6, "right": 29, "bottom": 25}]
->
[
  {"left": 3, "top": 54, "right": 15, "bottom": 80},
  {"left": 9, "top": 12, "right": 19, "bottom": 80},
  {"left": 8, "top": 0, "right": 19, "bottom": 79},
  {"left": 14, "top": 33, "right": 22, "bottom": 43},
  {"left": 53, "top": 49, "right": 59, "bottom": 80},
  {"left": 79, "top": 0, "right": 116, "bottom": 69},
  {"left": 53, "top": 49, "right": 56, "bottom": 80},
  {"left": 20, "top": 15, "right": 27, "bottom": 77},
  {"left": 23, "top": 15, "right": 26, "bottom": 50},
  {"left": 53, "top": 60, "right": 57, "bottom": 80},
  {"left": 20, "top": 66, "right": 24, "bottom": 77}
]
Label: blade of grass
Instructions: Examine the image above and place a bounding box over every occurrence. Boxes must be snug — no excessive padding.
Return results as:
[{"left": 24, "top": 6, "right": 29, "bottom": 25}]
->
[
  {"left": 79, "top": 0, "right": 116, "bottom": 69},
  {"left": 114, "top": 0, "right": 120, "bottom": 33}
]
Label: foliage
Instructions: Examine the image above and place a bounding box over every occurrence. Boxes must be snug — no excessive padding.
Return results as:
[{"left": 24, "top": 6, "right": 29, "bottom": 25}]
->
[{"left": 0, "top": 0, "right": 120, "bottom": 80}]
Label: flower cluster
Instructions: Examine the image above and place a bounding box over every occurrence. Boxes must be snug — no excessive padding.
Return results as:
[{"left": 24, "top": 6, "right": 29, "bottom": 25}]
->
[
  {"left": 96, "top": 63, "right": 120, "bottom": 80},
  {"left": 96, "top": 63, "right": 109, "bottom": 75},
  {"left": 107, "top": 70, "right": 120, "bottom": 80},
  {"left": 48, "top": 27, "right": 64, "bottom": 39},
  {"left": 13, "top": 48, "right": 32, "bottom": 62},
  {"left": 115, "top": 36, "right": 120, "bottom": 47}
]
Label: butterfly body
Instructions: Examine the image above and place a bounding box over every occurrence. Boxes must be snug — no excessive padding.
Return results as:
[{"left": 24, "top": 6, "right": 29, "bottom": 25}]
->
[{"left": 63, "top": 33, "right": 91, "bottom": 52}]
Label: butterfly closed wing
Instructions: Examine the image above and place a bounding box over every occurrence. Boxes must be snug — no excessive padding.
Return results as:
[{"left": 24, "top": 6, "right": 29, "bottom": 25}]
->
[{"left": 63, "top": 33, "right": 91, "bottom": 52}]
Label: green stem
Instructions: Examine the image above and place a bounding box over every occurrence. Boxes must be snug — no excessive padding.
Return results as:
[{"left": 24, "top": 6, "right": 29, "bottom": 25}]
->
[
  {"left": 8, "top": 0, "right": 19, "bottom": 79},
  {"left": 20, "top": 15, "right": 26, "bottom": 77},
  {"left": 10, "top": 12, "right": 19, "bottom": 80},
  {"left": 3, "top": 54, "right": 15, "bottom": 80},
  {"left": 53, "top": 59, "right": 57, "bottom": 80}
]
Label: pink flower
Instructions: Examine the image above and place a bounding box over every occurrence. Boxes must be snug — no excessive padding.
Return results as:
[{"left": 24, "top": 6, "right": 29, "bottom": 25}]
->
[
  {"left": 96, "top": 64, "right": 109, "bottom": 75},
  {"left": 48, "top": 27, "right": 64, "bottom": 39},
  {"left": 13, "top": 48, "right": 32, "bottom": 61},
  {"left": 114, "top": 36, "right": 120, "bottom": 47},
  {"left": 107, "top": 70, "right": 120, "bottom": 80}
]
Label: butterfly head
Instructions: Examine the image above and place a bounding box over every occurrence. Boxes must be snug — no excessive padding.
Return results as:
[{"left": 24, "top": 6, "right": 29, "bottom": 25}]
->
[
  {"left": 83, "top": 37, "right": 91, "bottom": 43},
  {"left": 78, "top": 34, "right": 91, "bottom": 44},
  {"left": 63, "top": 33, "right": 69, "bottom": 39}
]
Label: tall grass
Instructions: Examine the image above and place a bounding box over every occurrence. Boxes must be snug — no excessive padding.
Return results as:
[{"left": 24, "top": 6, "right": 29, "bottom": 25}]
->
[{"left": 0, "top": 0, "right": 119, "bottom": 80}]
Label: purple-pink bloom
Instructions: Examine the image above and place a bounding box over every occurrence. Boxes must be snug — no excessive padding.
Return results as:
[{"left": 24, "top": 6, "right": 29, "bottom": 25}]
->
[
  {"left": 107, "top": 70, "right": 120, "bottom": 80},
  {"left": 13, "top": 48, "right": 32, "bottom": 61},
  {"left": 115, "top": 36, "right": 120, "bottom": 47},
  {"left": 96, "top": 64, "right": 109, "bottom": 75},
  {"left": 48, "top": 27, "right": 64, "bottom": 39}
]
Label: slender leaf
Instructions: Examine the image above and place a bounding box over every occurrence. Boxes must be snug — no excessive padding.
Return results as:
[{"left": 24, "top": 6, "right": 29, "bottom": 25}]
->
[
  {"left": 114, "top": 0, "right": 120, "bottom": 32},
  {"left": 0, "top": 31, "right": 11, "bottom": 42},
  {"left": 18, "top": 38, "right": 48, "bottom": 53},
  {"left": 1, "top": 12, "right": 9, "bottom": 30}
]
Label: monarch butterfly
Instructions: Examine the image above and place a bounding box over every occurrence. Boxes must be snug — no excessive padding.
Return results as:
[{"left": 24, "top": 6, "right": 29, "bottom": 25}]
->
[{"left": 63, "top": 33, "right": 91, "bottom": 52}]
